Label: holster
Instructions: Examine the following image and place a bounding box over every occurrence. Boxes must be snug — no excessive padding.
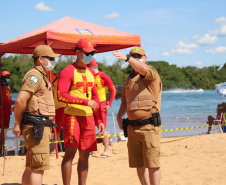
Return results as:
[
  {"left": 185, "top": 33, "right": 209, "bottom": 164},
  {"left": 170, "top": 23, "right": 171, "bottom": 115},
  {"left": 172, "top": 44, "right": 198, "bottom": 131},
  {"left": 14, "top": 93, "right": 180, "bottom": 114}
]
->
[
  {"left": 152, "top": 112, "right": 161, "bottom": 127},
  {"left": 22, "top": 111, "right": 58, "bottom": 140},
  {"left": 33, "top": 123, "right": 45, "bottom": 140},
  {"left": 121, "top": 118, "right": 128, "bottom": 137}
]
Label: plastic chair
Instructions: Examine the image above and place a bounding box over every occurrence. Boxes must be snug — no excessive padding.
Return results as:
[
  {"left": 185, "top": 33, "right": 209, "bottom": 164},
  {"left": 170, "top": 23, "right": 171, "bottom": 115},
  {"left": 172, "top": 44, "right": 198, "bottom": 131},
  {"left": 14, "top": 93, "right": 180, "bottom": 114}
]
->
[
  {"left": 3, "top": 128, "right": 25, "bottom": 155},
  {"left": 213, "top": 113, "right": 225, "bottom": 133}
]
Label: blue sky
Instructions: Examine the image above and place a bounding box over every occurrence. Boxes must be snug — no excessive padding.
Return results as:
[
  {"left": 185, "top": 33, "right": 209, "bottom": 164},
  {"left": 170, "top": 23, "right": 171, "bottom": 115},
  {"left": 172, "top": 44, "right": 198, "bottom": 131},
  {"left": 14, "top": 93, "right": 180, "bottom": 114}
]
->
[{"left": 1, "top": 0, "right": 226, "bottom": 67}]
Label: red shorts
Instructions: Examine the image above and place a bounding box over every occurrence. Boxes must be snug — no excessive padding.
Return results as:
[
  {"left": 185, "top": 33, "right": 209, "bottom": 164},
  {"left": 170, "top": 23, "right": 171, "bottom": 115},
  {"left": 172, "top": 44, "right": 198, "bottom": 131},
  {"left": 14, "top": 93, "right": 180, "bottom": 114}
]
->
[
  {"left": 53, "top": 107, "right": 65, "bottom": 133},
  {"left": 100, "top": 101, "right": 107, "bottom": 128},
  {"left": 63, "top": 114, "right": 97, "bottom": 151},
  {"left": 0, "top": 108, "right": 11, "bottom": 129}
]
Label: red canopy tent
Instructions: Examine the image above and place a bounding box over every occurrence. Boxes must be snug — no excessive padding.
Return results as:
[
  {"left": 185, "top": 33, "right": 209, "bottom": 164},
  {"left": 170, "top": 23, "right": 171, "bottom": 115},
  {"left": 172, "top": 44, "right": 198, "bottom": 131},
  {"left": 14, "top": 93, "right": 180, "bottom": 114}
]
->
[{"left": 0, "top": 16, "right": 141, "bottom": 158}]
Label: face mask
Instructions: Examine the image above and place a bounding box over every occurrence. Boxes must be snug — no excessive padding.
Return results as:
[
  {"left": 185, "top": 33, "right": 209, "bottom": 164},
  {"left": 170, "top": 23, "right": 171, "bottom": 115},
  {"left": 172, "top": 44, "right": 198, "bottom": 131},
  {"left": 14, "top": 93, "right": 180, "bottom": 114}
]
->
[
  {"left": 6, "top": 78, "right": 10, "bottom": 83},
  {"left": 82, "top": 54, "right": 93, "bottom": 65},
  {"left": 136, "top": 58, "right": 144, "bottom": 63},
  {"left": 42, "top": 58, "right": 56, "bottom": 71}
]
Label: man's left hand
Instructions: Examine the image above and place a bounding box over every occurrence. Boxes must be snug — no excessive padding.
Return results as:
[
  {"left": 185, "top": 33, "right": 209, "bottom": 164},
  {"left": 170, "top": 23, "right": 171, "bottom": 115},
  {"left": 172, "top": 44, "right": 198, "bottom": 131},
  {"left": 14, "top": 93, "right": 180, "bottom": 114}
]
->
[
  {"left": 13, "top": 124, "right": 21, "bottom": 137},
  {"left": 98, "top": 123, "right": 105, "bottom": 135},
  {"left": 104, "top": 105, "right": 110, "bottom": 112}
]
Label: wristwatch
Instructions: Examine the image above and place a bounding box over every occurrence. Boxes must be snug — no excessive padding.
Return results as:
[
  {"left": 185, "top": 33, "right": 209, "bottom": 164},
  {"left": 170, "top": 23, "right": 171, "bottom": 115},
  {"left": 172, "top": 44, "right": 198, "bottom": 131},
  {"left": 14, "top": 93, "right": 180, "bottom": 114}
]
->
[{"left": 125, "top": 54, "right": 130, "bottom": 62}]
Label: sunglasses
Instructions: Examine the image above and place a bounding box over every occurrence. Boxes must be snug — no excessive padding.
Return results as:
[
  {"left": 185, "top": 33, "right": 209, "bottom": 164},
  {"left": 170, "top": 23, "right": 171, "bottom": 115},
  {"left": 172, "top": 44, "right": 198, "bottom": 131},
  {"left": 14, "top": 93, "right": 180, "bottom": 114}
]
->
[
  {"left": 42, "top": 56, "right": 55, "bottom": 61},
  {"left": 84, "top": 51, "right": 95, "bottom": 56}
]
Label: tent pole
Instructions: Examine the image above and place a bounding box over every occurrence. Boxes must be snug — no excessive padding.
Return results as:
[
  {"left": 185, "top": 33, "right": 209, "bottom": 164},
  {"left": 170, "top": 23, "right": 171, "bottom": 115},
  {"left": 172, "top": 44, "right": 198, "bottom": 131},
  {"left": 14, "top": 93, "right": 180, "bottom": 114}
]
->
[
  {"left": 0, "top": 53, "right": 6, "bottom": 176},
  {"left": 46, "top": 40, "right": 59, "bottom": 159},
  {"left": 0, "top": 53, "right": 5, "bottom": 154}
]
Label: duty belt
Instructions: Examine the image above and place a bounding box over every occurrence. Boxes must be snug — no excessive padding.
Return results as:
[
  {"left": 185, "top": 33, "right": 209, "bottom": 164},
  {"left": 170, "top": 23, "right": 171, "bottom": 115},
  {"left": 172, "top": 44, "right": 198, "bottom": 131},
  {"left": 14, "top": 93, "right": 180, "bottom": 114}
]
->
[
  {"left": 127, "top": 112, "right": 161, "bottom": 127},
  {"left": 127, "top": 117, "right": 154, "bottom": 126},
  {"left": 22, "top": 112, "right": 57, "bottom": 127}
]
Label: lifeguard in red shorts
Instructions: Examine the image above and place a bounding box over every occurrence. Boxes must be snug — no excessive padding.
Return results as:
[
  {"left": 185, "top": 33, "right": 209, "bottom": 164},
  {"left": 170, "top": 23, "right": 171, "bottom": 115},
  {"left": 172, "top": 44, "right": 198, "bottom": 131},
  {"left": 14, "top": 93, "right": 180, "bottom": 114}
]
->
[
  {"left": 57, "top": 38, "right": 104, "bottom": 185},
  {"left": 87, "top": 59, "right": 116, "bottom": 157},
  {"left": 0, "top": 71, "right": 15, "bottom": 128},
  {"left": 0, "top": 71, "right": 15, "bottom": 148}
]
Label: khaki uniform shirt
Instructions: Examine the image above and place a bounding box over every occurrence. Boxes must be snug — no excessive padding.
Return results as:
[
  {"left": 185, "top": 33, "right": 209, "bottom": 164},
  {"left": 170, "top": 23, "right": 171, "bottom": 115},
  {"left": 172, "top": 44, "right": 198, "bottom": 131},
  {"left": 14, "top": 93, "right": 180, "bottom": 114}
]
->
[
  {"left": 21, "top": 65, "right": 55, "bottom": 119},
  {"left": 122, "top": 65, "right": 162, "bottom": 120}
]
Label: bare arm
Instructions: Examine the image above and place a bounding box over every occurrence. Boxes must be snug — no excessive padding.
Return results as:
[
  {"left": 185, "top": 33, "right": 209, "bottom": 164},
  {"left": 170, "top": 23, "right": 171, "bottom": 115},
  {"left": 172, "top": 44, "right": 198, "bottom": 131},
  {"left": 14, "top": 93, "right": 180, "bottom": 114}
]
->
[
  {"left": 13, "top": 90, "right": 31, "bottom": 137},
  {"left": 112, "top": 50, "right": 147, "bottom": 76},
  {"left": 117, "top": 101, "right": 127, "bottom": 130}
]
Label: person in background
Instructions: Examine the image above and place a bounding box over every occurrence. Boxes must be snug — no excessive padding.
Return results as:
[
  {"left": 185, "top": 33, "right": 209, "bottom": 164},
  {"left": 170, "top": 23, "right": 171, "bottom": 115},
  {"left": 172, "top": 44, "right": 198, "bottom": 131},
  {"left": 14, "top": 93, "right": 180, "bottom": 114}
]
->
[
  {"left": 87, "top": 59, "right": 116, "bottom": 157},
  {"left": 207, "top": 102, "right": 226, "bottom": 134},
  {"left": 0, "top": 71, "right": 15, "bottom": 151},
  {"left": 57, "top": 38, "right": 105, "bottom": 185},
  {"left": 49, "top": 73, "right": 66, "bottom": 154},
  {"left": 113, "top": 47, "right": 162, "bottom": 185},
  {"left": 12, "top": 45, "right": 61, "bottom": 185}
]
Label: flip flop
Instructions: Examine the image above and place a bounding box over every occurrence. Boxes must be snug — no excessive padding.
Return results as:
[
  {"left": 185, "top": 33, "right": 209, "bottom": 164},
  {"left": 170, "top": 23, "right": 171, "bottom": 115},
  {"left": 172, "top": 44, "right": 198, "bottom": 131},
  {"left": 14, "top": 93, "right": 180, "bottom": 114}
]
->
[{"left": 99, "top": 153, "right": 110, "bottom": 158}]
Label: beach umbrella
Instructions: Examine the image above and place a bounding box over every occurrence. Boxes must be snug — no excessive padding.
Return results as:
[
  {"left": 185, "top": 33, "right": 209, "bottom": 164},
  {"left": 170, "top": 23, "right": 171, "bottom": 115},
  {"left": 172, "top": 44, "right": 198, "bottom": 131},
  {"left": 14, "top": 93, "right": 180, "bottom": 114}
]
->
[{"left": 216, "top": 82, "right": 226, "bottom": 97}]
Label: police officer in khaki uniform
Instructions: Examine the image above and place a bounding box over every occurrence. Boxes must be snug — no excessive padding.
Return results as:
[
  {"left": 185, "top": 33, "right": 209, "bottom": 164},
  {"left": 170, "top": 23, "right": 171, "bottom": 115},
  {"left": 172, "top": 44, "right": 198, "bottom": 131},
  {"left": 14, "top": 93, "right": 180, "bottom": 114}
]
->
[
  {"left": 13, "top": 45, "right": 61, "bottom": 185},
  {"left": 113, "top": 47, "right": 162, "bottom": 185}
]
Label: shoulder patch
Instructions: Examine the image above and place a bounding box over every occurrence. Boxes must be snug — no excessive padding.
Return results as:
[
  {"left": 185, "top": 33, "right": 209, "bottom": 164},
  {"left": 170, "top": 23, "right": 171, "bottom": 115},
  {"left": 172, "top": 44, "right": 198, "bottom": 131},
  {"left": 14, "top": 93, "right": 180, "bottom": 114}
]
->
[{"left": 30, "top": 76, "right": 39, "bottom": 84}]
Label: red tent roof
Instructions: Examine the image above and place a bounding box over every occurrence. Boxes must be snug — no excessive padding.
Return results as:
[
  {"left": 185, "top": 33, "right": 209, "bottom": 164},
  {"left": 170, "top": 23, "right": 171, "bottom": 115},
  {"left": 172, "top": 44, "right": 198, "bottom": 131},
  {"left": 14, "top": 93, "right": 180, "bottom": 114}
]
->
[{"left": 0, "top": 16, "right": 140, "bottom": 55}]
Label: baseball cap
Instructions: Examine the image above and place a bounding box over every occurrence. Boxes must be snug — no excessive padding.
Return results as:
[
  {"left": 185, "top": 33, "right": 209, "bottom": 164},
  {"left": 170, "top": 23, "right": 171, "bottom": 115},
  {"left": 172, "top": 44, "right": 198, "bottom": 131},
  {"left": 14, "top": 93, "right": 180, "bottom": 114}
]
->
[
  {"left": 130, "top": 47, "right": 146, "bottom": 56},
  {"left": 76, "top": 38, "right": 97, "bottom": 53},
  {"left": 2, "top": 71, "right": 10, "bottom": 77},
  {"left": 87, "top": 59, "right": 98, "bottom": 66},
  {"left": 33, "top": 45, "right": 61, "bottom": 58}
]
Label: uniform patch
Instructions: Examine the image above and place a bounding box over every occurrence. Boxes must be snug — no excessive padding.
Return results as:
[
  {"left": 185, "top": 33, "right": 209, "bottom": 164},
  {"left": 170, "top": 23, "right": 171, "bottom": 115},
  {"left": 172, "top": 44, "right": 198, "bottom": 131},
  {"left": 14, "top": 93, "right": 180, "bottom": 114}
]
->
[
  {"left": 133, "top": 47, "right": 139, "bottom": 52},
  {"left": 134, "top": 84, "right": 139, "bottom": 90},
  {"left": 30, "top": 76, "right": 39, "bottom": 84}
]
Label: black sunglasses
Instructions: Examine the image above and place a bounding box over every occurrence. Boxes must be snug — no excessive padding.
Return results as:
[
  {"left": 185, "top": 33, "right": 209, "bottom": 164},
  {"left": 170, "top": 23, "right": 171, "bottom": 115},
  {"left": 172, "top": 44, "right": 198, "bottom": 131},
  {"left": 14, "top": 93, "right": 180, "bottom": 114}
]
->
[
  {"left": 85, "top": 51, "right": 95, "bottom": 56},
  {"left": 42, "top": 56, "right": 55, "bottom": 61}
]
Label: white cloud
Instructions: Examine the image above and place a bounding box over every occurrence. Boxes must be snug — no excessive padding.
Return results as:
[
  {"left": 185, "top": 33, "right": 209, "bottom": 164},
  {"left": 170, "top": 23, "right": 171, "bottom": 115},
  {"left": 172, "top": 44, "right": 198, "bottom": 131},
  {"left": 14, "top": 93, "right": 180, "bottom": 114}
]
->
[
  {"left": 215, "top": 25, "right": 226, "bottom": 36},
  {"left": 191, "top": 35, "right": 200, "bottom": 40},
  {"left": 205, "top": 47, "right": 226, "bottom": 54},
  {"left": 193, "top": 61, "right": 203, "bottom": 66},
  {"left": 34, "top": 2, "right": 55, "bottom": 12},
  {"left": 103, "top": 12, "right": 119, "bottom": 19},
  {"left": 182, "top": 61, "right": 203, "bottom": 67},
  {"left": 214, "top": 16, "right": 226, "bottom": 25},
  {"left": 175, "top": 41, "right": 198, "bottom": 49},
  {"left": 171, "top": 48, "right": 194, "bottom": 55},
  {"left": 196, "top": 34, "right": 217, "bottom": 45},
  {"left": 161, "top": 51, "right": 171, "bottom": 56}
]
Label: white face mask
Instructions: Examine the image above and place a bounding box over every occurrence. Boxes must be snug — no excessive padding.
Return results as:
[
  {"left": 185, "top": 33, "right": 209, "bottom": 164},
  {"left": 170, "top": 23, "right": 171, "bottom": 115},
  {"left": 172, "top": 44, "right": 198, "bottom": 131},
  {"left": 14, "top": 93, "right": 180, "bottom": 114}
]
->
[
  {"left": 82, "top": 54, "right": 93, "bottom": 65},
  {"left": 42, "top": 58, "right": 56, "bottom": 71},
  {"left": 6, "top": 78, "right": 10, "bottom": 83},
  {"left": 136, "top": 58, "right": 144, "bottom": 63}
]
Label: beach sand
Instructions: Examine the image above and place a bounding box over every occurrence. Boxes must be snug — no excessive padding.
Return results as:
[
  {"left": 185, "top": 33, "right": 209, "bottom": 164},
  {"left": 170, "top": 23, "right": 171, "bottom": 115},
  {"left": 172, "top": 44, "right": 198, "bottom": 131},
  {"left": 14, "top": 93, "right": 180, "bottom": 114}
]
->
[{"left": 1, "top": 132, "right": 226, "bottom": 185}]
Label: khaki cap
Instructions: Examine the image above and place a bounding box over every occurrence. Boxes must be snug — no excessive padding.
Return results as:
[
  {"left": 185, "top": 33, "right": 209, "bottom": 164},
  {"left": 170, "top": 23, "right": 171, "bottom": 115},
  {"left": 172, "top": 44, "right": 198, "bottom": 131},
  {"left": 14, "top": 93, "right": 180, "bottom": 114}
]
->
[
  {"left": 33, "top": 45, "right": 61, "bottom": 58},
  {"left": 130, "top": 47, "right": 146, "bottom": 56}
]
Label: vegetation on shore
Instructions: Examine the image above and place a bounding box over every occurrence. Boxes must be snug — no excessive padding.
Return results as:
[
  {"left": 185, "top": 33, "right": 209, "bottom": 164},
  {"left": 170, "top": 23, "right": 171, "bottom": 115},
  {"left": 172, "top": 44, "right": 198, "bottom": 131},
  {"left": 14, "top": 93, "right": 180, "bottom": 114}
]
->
[{"left": 1, "top": 55, "right": 226, "bottom": 92}]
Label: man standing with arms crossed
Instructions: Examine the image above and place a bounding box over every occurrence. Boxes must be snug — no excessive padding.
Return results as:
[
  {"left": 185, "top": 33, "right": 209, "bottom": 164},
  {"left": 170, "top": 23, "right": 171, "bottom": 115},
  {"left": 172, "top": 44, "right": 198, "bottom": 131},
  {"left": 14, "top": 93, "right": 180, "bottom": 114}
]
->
[
  {"left": 113, "top": 47, "right": 162, "bottom": 185},
  {"left": 57, "top": 38, "right": 104, "bottom": 185},
  {"left": 87, "top": 59, "right": 116, "bottom": 157},
  {"left": 13, "top": 45, "right": 61, "bottom": 185}
]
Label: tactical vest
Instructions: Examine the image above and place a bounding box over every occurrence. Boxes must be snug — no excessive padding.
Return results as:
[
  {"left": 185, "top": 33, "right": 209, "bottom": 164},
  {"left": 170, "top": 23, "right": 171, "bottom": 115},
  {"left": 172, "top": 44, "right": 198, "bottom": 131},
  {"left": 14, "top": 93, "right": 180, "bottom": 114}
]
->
[
  {"left": 23, "top": 68, "right": 55, "bottom": 117},
  {"left": 124, "top": 73, "right": 162, "bottom": 113},
  {"left": 64, "top": 67, "right": 94, "bottom": 116}
]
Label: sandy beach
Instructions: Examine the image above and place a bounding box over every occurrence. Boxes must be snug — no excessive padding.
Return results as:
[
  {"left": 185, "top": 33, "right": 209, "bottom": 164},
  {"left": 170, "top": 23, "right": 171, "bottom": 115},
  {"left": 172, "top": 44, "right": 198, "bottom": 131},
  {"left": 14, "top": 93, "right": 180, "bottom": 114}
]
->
[{"left": 1, "top": 132, "right": 226, "bottom": 185}]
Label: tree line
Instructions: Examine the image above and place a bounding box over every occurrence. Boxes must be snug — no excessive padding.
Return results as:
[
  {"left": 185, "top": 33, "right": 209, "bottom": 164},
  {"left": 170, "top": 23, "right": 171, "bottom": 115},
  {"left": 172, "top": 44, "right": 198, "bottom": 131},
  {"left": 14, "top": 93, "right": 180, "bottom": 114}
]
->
[{"left": 1, "top": 54, "right": 226, "bottom": 92}]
